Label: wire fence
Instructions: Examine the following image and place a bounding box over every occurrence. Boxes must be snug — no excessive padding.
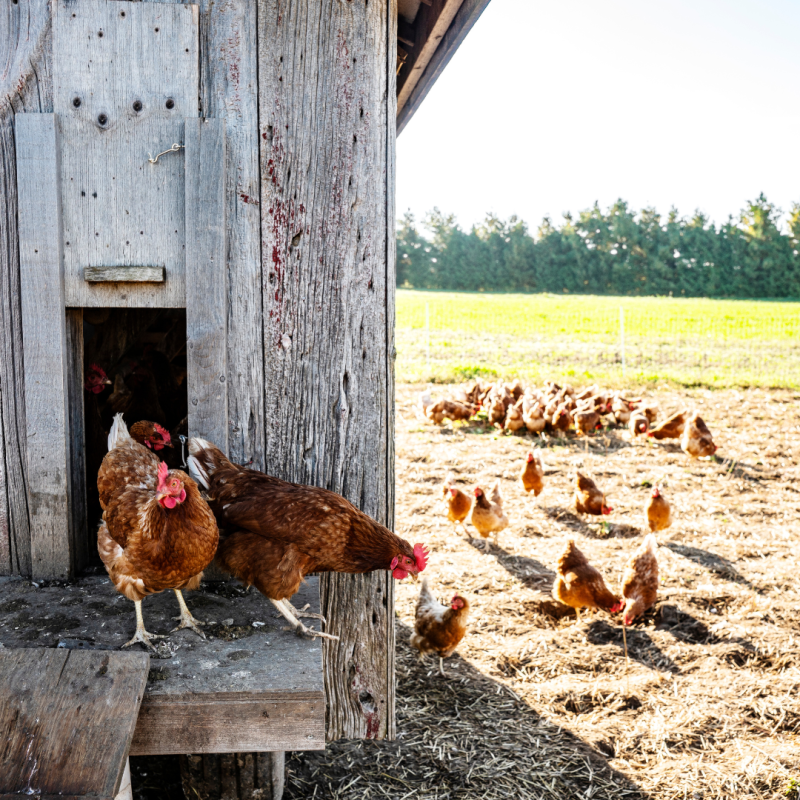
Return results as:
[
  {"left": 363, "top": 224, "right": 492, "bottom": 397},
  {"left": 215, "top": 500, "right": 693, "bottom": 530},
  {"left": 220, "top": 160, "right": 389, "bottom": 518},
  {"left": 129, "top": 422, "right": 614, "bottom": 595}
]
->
[{"left": 394, "top": 291, "right": 800, "bottom": 387}]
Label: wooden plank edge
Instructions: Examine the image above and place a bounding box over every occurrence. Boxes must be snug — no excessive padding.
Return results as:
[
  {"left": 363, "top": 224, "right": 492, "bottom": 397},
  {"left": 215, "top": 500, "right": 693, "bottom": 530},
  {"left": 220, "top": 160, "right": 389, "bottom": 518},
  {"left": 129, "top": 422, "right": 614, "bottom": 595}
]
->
[
  {"left": 397, "top": 0, "right": 493, "bottom": 134},
  {"left": 83, "top": 266, "right": 166, "bottom": 283}
]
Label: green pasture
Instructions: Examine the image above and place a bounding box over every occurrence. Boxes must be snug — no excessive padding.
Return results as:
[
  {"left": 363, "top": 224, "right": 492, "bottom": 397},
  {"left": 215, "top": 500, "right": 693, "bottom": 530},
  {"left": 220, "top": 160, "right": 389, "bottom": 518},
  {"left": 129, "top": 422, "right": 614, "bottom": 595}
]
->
[{"left": 395, "top": 290, "right": 800, "bottom": 388}]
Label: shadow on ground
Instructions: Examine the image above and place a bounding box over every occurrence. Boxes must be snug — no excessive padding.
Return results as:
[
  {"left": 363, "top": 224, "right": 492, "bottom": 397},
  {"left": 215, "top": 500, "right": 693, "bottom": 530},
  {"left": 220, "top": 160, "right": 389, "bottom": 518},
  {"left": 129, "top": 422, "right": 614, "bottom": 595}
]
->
[{"left": 284, "top": 622, "right": 647, "bottom": 800}]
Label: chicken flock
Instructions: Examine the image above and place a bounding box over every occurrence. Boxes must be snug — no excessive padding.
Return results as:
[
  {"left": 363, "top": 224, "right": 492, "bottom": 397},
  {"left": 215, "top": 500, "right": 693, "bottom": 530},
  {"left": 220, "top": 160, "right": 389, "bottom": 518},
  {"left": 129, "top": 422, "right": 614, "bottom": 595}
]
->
[
  {"left": 412, "top": 377, "right": 719, "bottom": 674},
  {"left": 85, "top": 361, "right": 716, "bottom": 687}
]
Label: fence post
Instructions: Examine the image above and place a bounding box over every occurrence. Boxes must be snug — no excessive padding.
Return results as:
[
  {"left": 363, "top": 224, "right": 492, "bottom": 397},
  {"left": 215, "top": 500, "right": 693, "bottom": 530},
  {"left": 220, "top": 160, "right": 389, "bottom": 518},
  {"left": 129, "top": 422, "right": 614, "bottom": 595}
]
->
[
  {"left": 425, "top": 301, "right": 430, "bottom": 372},
  {"left": 620, "top": 306, "right": 626, "bottom": 378}
]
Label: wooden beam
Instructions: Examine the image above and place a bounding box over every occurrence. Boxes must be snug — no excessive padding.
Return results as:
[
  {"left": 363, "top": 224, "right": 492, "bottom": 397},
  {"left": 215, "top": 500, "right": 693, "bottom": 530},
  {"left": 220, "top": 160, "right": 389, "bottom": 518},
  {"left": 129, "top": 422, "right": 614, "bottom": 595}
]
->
[
  {"left": 83, "top": 267, "right": 166, "bottom": 283},
  {"left": 257, "top": 0, "right": 396, "bottom": 741},
  {"left": 16, "top": 113, "right": 73, "bottom": 581},
  {"left": 396, "top": 0, "right": 465, "bottom": 118},
  {"left": 397, "top": 19, "right": 416, "bottom": 48},
  {"left": 0, "top": 0, "right": 52, "bottom": 578},
  {"left": 397, "top": 0, "right": 493, "bottom": 133},
  {"left": 185, "top": 117, "right": 228, "bottom": 453}
]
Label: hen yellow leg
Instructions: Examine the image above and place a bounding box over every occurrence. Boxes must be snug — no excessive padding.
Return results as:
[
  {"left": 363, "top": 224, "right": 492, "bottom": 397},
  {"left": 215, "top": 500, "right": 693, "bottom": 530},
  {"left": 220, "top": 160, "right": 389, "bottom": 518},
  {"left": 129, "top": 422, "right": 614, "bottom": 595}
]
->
[
  {"left": 271, "top": 598, "right": 339, "bottom": 641},
  {"left": 172, "top": 589, "right": 207, "bottom": 639},
  {"left": 284, "top": 599, "right": 327, "bottom": 624},
  {"left": 122, "top": 600, "right": 165, "bottom": 652}
]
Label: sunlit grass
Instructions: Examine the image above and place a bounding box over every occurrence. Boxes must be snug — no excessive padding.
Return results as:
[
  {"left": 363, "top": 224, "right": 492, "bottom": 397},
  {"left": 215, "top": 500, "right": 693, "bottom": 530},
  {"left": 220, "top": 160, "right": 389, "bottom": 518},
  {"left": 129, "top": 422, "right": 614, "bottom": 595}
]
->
[{"left": 395, "top": 290, "right": 800, "bottom": 387}]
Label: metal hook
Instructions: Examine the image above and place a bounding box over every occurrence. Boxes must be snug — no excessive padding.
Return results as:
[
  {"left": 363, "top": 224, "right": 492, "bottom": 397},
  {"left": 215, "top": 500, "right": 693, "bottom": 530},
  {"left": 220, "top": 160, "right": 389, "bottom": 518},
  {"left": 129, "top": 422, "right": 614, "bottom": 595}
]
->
[
  {"left": 148, "top": 143, "right": 184, "bottom": 165},
  {"left": 179, "top": 435, "right": 187, "bottom": 468}
]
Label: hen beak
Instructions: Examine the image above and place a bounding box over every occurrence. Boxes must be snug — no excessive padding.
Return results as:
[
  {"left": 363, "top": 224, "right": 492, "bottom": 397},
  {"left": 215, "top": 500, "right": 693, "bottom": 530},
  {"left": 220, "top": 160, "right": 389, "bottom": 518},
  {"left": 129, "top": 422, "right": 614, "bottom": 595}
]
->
[{"left": 410, "top": 572, "right": 419, "bottom": 583}]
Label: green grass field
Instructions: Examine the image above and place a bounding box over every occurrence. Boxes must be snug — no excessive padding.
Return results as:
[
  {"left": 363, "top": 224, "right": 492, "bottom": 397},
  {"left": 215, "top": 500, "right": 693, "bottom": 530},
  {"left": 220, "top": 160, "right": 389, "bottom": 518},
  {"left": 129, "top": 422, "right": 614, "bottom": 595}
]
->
[{"left": 395, "top": 290, "right": 800, "bottom": 387}]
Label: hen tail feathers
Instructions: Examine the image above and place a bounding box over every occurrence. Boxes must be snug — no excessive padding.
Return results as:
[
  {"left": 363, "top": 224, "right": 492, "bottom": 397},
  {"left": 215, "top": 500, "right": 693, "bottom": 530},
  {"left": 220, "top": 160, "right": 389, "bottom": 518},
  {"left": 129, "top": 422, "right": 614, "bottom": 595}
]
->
[
  {"left": 107, "top": 413, "right": 131, "bottom": 451},
  {"left": 187, "top": 438, "right": 233, "bottom": 489}
]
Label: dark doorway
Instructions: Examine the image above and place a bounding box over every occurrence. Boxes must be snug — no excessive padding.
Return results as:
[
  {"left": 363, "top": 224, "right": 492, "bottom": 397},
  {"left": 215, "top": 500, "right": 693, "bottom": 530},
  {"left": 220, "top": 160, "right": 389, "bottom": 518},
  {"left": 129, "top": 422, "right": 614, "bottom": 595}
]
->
[{"left": 81, "top": 308, "right": 188, "bottom": 566}]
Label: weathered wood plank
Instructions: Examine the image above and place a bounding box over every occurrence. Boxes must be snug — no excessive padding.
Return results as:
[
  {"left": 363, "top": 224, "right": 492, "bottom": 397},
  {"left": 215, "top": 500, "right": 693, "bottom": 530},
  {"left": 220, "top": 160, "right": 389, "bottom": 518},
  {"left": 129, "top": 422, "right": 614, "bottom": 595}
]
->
[
  {"left": 84, "top": 266, "right": 166, "bottom": 283},
  {"left": 181, "top": 752, "right": 284, "bottom": 800},
  {"left": 397, "top": 0, "right": 492, "bottom": 133},
  {"left": 16, "top": 113, "right": 71, "bottom": 580},
  {"left": 53, "top": 0, "right": 199, "bottom": 309},
  {"left": 65, "top": 308, "right": 88, "bottom": 574},
  {"left": 258, "top": 0, "right": 395, "bottom": 740},
  {"left": 0, "top": 0, "right": 54, "bottom": 577},
  {"left": 185, "top": 117, "right": 228, "bottom": 451},
  {"left": 0, "top": 648, "right": 149, "bottom": 800},
  {"left": 0, "top": 575, "right": 325, "bottom": 756}
]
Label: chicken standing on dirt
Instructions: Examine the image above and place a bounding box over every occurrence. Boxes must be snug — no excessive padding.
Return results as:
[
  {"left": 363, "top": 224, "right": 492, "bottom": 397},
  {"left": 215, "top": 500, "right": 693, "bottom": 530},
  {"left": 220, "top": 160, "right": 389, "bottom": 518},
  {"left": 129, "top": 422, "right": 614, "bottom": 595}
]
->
[
  {"left": 629, "top": 410, "right": 650, "bottom": 437},
  {"left": 97, "top": 415, "right": 219, "bottom": 651},
  {"left": 469, "top": 482, "right": 509, "bottom": 550},
  {"left": 410, "top": 579, "right": 470, "bottom": 676},
  {"left": 553, "top": 539, "right": 623, "bottom": 622},
  {"left": 647, "top": 411, "right": 687, "bottom": 440},
  {"left": 187, "top": 438, "right": 429, "bottom": 640},
  {"left": 442, "top": 475, "right": 471, "bottom": 533},
  {"left": 574, "top": 472, "right": 613, "bottom": 516},
  {"left": 646, "top": 486, "right": 672, "bottom": 532},
  {"left": 620, "top": 534, "right": 660, "bottom": 624},
  {"left": 681, "top": 413, "right": 717, "bottom": 459},
  {"left": 520, "top": 451, "right": 545, "bottom": 496}
]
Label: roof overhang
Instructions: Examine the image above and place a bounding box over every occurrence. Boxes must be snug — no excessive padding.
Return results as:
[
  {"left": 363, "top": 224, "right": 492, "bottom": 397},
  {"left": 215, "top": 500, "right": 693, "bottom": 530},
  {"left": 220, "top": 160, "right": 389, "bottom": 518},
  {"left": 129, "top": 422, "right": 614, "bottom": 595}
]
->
[{"left": 396, "top": 0, "right": 492, "bottom": 134}]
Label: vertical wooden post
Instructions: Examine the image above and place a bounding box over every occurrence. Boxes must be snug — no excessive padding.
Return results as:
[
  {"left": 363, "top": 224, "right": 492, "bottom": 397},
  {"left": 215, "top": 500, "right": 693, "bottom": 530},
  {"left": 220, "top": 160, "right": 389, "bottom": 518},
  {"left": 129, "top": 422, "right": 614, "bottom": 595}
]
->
[
  {"left": 16, "top": 113, "right": 72, "bottom": 580},
  {"left": 66, "top": 308, "right": 88, "bottom": 573},
  {"left": 258, "top": 0, "right": 397, "bottom": 740},
  {"left": 185, "top": 118, "right": 229, "bottom": 453}
]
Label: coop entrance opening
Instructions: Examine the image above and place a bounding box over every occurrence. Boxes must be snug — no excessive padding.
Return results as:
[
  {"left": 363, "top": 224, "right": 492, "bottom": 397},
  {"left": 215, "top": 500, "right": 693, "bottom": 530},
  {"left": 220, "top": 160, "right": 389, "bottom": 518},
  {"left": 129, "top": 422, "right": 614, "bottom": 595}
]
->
[{"left": 82, "top": 308, "right": 188, "bottom": 566}]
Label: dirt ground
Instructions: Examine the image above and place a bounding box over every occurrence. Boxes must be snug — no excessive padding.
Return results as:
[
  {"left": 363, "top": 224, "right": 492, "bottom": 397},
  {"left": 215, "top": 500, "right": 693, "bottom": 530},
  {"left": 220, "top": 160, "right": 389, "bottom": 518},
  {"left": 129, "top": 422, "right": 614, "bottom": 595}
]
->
[
  {"left": 133, "top": 382, "right": 800, "bottom": 799},
  {"left": 285, "top": 383, "right": 800, "bottom": 800}
]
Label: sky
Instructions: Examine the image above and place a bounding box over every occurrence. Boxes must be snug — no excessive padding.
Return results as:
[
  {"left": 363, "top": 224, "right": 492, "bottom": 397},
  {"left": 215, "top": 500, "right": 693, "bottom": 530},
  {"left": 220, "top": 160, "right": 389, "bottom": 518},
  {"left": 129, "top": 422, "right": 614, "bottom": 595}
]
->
[{"left": 396, "top": 0, "right": 800, "bottom": 233}]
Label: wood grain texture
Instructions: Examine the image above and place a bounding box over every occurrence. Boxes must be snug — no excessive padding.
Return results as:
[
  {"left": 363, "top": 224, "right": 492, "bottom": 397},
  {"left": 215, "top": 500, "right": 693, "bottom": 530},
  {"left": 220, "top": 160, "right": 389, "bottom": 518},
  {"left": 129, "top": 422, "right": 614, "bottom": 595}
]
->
[
  {"left": 185, "top": 117, "right": 228, "bottom": 451},
  {"left": 83, "top": 266, "right": 166, "bottom": 282},
  {"left": 0, "top": 0, "right": 54, "bottom": 577},
  {"left": 66, "top": 308, "right": 88, "bottom": 574},
  {"left": 396, "top": 0, "right": 492, "bottom": 133},
  {"left": 0, "top": 576, "right": 325, "bottom": 756},
  {"left": 0, "top": 648, "right": 148, "bottom": 800},
  {"left": 16, "top": 113, "right": 72, "bottom": 580},
  {"left": 396, "top": 0, "right": 464, "bottom": 116},
  {"left": 54, "top": 0, "right": 198, "bottom": 309},
  {"left": 257, "top": 0, "right": 396, "bottom": 741}
]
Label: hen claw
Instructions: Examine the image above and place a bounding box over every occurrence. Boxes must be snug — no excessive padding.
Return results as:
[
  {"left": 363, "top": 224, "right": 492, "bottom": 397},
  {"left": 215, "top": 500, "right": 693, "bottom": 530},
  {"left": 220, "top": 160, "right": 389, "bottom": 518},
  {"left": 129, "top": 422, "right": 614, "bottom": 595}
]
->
[
  {"left": 293, "top": 603, "right": 327, "bottom": 624},
  {"left": 122, "top": 628, "right": 165, "bottom": 652},
  {"left": 284, "top": 623, "right": 340, "bottom": 641}
]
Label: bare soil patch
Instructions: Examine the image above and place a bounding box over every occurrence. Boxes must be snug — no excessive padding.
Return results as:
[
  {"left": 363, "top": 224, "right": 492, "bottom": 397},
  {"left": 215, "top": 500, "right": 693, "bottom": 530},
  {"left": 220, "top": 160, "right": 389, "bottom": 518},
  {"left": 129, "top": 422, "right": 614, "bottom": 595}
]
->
[{"left": 287, "top": 384, "right": 800, "bottom": 799}]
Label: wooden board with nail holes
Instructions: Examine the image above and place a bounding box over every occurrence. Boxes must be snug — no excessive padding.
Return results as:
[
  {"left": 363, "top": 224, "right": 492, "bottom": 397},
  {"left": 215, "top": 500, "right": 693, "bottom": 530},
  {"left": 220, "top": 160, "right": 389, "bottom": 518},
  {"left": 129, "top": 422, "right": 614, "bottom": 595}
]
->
[
  {"left": 0, "top": 648, "right": 149, "bottom": 800},
  {"left": 53, "top": 0, "right": 199, "bottom": 308},
  {"left": 0, "top": 575, "right": 325, "bottom": 755}
]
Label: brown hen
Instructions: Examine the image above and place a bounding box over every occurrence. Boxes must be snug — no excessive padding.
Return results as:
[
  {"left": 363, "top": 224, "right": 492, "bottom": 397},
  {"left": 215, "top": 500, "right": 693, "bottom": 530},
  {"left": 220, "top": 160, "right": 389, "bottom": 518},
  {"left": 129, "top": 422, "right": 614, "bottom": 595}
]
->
[
  {"left": 97, "top": 415, "right": 218, "bottom": 651},
  {"left": 646, "top": 486, "right": 672, "bottom": 532},
  {"left": 520, "top": 451, "right": 545, "bottom": 496},
  {"left": 553, "top": 540, "right": 623, "bottom": 621},
  {"left": 620, "top": 534, "right": 659, "bottom": 625},
  {"left": 410, "top": 579, "right": 470, "bottom": 675},
  {"left": 188, "top": 438, "right": 428, "bottom": 640},
  {"left": 574, "top": 472, "right": 613, "bottom": 516}
]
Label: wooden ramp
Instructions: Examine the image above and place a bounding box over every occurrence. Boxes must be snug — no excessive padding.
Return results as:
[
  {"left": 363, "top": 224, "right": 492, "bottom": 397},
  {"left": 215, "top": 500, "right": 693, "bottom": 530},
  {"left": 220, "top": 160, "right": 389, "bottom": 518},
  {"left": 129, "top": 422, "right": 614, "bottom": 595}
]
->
[
  {"left": 0, "top": 575, "right": 325, "bottom": 756},
  {"left": 0, "top": 648, "right": 148, "bottom": 800}
]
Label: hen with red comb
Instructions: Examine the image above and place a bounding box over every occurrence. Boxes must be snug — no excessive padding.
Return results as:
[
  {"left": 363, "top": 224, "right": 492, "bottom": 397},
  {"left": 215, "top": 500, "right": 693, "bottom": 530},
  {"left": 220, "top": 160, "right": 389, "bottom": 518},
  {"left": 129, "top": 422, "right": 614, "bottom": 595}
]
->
[{"left": 186, "top": 437, "right": 430, "bottom": 641}]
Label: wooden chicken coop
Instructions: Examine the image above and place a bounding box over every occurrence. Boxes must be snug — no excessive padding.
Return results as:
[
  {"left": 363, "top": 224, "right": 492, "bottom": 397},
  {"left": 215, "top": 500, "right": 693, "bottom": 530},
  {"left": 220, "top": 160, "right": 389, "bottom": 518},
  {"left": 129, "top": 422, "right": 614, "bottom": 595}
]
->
[{"left": 0, "top": 0, "right": 490, "bottom": 797}]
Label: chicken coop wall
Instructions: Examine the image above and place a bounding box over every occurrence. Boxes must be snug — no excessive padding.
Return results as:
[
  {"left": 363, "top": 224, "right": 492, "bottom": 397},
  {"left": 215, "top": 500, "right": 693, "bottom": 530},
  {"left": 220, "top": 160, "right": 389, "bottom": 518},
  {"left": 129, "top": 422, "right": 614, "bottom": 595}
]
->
[{"left": 2, "top": 0, "right": 398, "bottom": 742}]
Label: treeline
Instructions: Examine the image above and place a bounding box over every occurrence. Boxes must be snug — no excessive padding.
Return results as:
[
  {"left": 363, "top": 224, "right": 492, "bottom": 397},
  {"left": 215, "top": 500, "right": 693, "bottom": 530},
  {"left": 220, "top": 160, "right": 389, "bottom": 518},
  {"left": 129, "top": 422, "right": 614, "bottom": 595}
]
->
[{"left": 396, "top": 195, "right": 800, "bottom": 298}]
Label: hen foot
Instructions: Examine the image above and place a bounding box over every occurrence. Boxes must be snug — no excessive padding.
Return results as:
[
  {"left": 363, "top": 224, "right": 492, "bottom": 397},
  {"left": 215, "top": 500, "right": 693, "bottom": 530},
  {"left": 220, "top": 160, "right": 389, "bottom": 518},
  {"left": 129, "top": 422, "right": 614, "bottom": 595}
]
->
[{"left": 172, "top": 589, "right": 207, "bottom": 639}]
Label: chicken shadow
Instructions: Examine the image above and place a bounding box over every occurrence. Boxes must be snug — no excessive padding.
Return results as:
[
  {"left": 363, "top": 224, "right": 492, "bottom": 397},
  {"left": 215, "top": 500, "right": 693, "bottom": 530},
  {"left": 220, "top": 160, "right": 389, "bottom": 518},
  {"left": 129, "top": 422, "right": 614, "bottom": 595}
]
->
[
  {"left": 664, "top": 542, "right": 758, "bottom": 591},
  {"left": 284, "top": 620, "right": 648, "bottom": 799},
  {"left": 541, "top": 506, "right": 641, "bottom": 540},
  {"left": 586, "top": 619, "right": 680, "bottom": 674},
  {"left": 482, "top": 543, "right": 556, "bottom": 592}
]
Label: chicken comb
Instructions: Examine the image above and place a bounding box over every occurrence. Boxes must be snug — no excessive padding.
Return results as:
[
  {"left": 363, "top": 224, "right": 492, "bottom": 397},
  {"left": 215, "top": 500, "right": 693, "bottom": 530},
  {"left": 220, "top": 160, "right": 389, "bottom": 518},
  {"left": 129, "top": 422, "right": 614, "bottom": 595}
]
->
[
  {"left": 157, "top": 461, "right": 169, "bottom": 485},
  {"left": 153, "top": 423, "right": 171, "bottom": 442},
  {"left": 89, "top": 363, "right": 107, "bottom": 377},
  {"left": 413, "top": 544, "right": 429, "bottom": 572}
]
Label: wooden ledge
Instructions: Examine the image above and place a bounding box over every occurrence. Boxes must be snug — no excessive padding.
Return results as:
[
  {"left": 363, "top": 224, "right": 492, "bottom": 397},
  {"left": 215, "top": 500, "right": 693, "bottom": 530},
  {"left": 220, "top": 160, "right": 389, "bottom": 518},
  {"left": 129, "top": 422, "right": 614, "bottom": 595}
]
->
[{"left": 0, "top": 575, "right": 324, "bottom": 755}]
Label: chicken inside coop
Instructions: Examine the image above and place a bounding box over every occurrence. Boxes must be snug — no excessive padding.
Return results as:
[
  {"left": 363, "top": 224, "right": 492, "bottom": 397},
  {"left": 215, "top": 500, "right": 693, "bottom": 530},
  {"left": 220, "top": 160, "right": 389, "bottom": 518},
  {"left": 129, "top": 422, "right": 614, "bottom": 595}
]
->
[{"left": 82, "top": 308, "right": 189, "bottom": 563}]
